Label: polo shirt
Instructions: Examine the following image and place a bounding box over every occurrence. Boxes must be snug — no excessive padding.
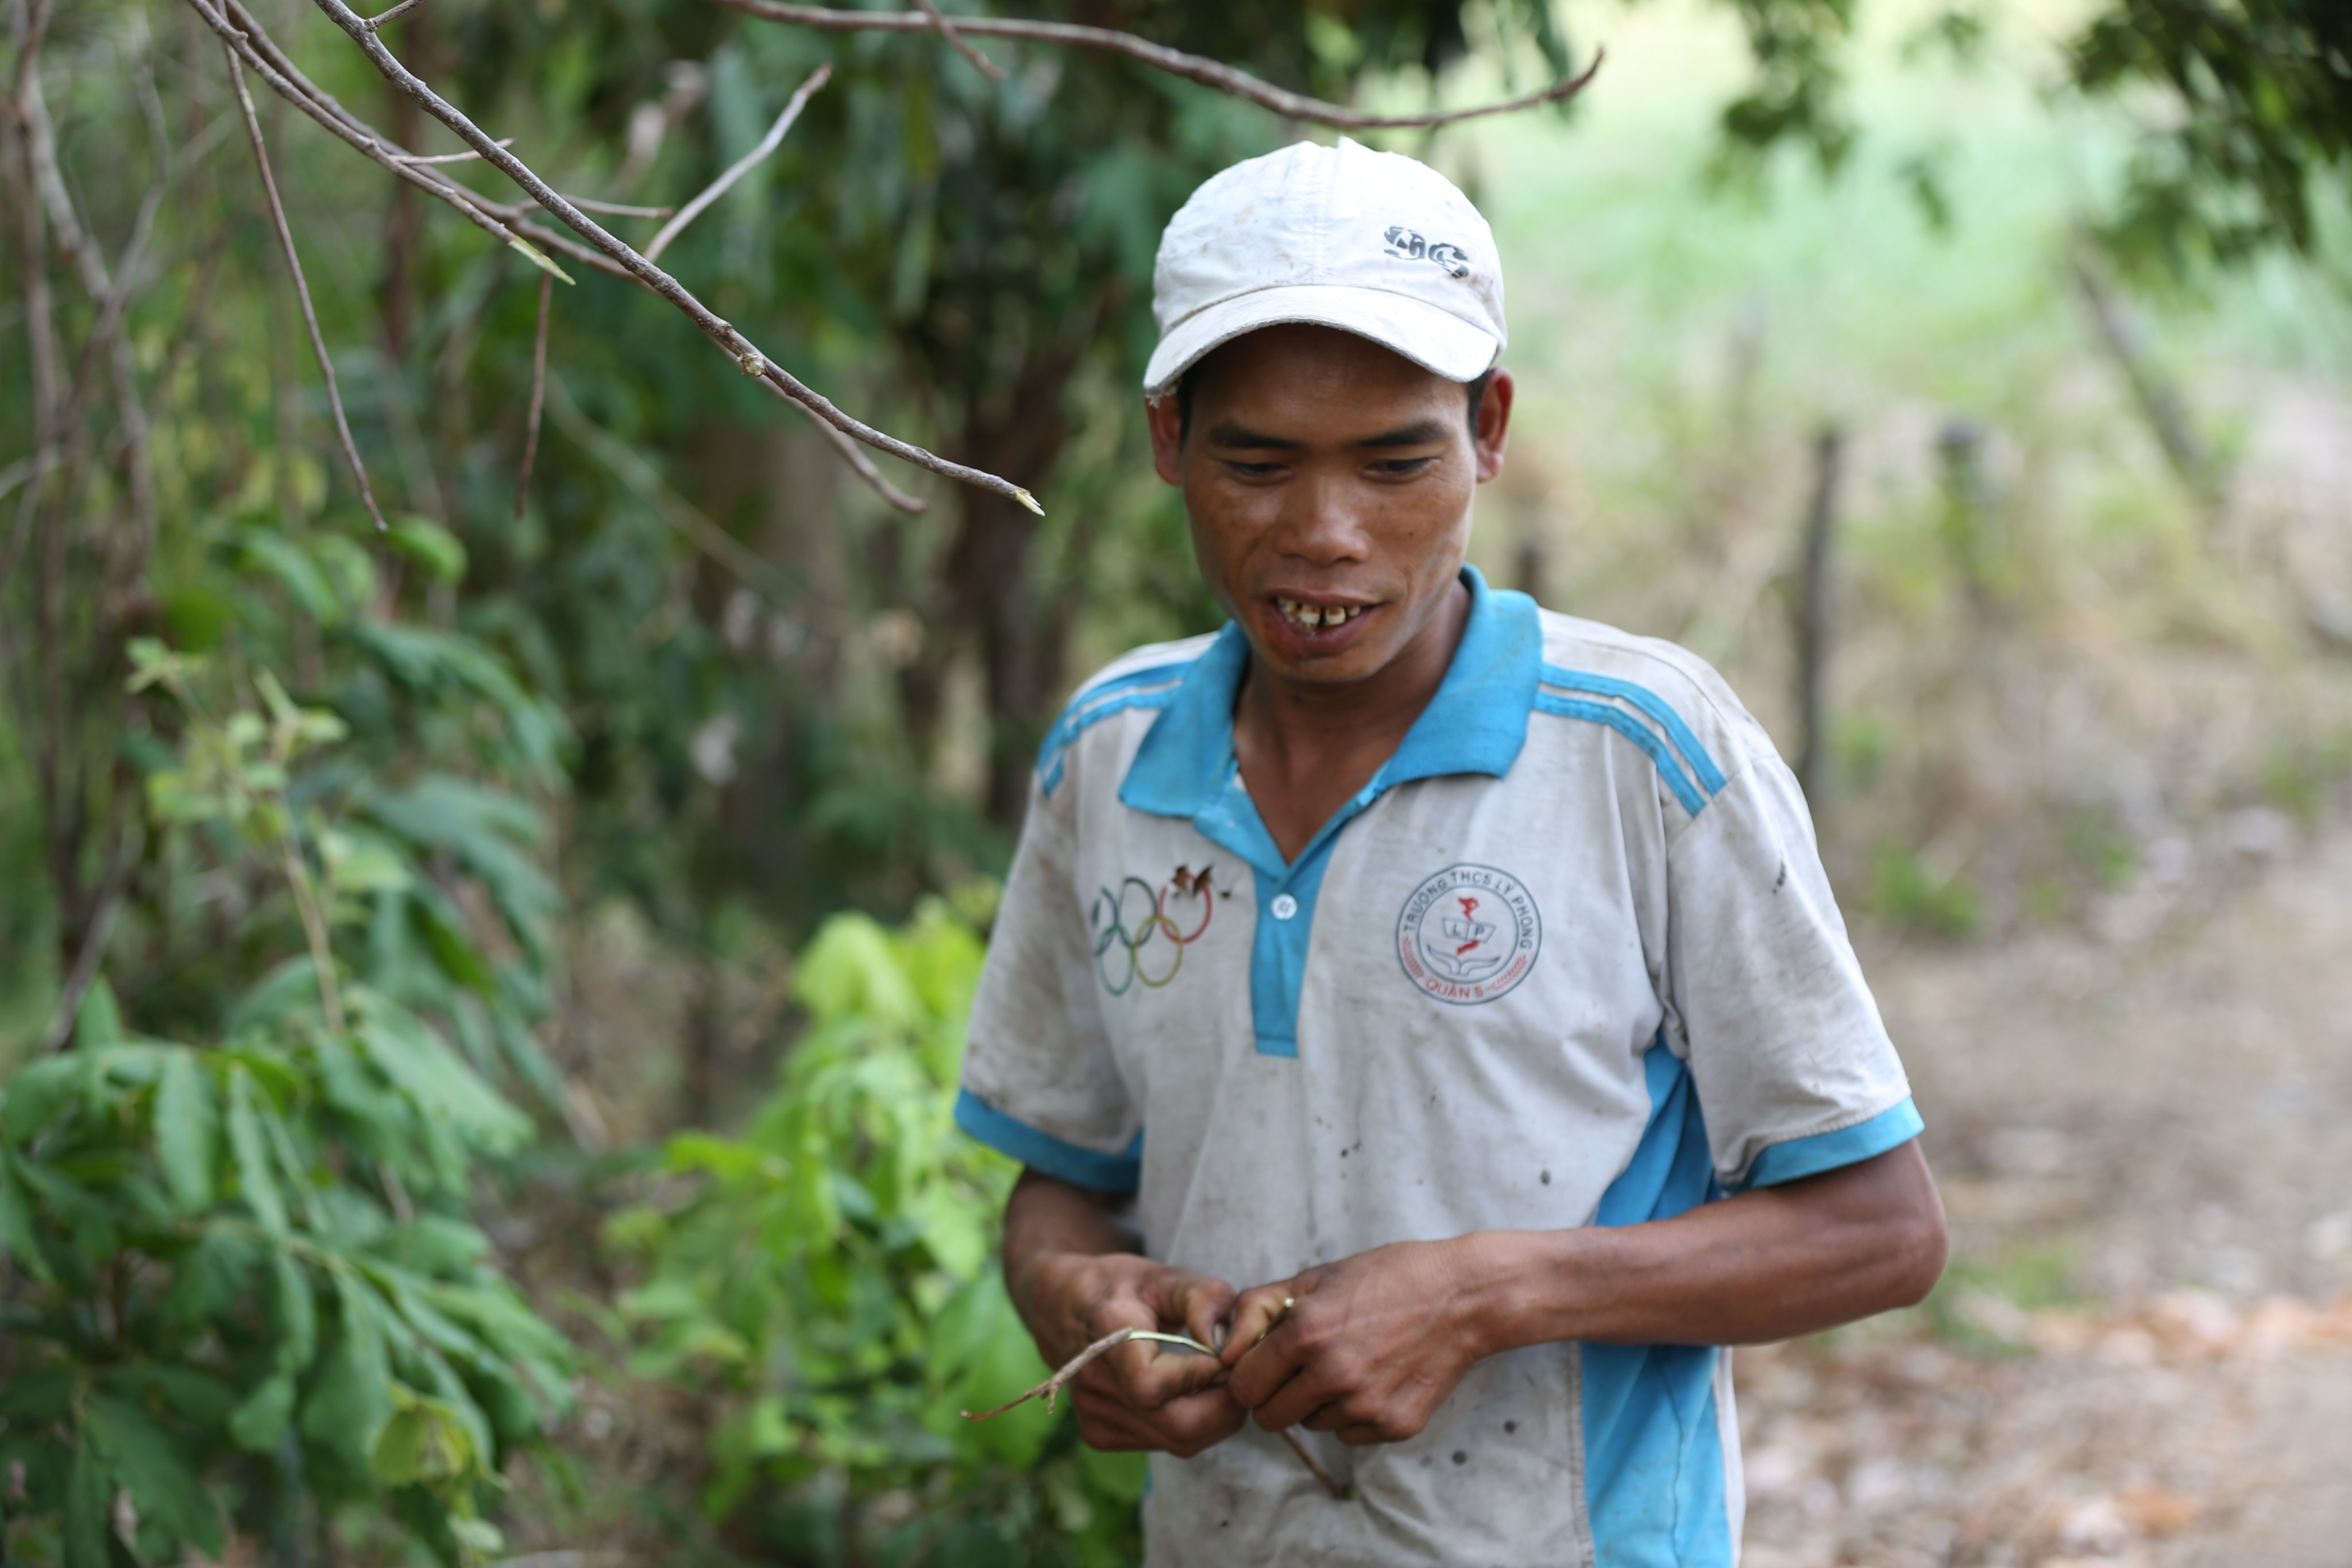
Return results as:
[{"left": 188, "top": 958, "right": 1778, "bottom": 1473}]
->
[{"left": 956, "top": 565, "right": 1922, "bottom": 1568}]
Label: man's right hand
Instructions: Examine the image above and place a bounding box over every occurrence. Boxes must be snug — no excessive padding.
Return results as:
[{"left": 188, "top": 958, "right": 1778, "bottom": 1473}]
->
[{"left": 1010, "top": 1203, "right": 1245, "bottom": 1456}]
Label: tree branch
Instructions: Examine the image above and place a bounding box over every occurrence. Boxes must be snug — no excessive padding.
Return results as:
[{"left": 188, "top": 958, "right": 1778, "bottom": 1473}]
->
[
  {"left": 715, "top": 0, "right": 1605, "bottom": 130},
  {"left": 643, "top": 61, "right": 828, "bottom": 262},
  {"left": 914, "top": 0, "right": 1005, "bottom": 82},
  {"left": 303, "top": 0, "right": 1041, "bottom": 512},
  {"left": 515, "top": 271, "right": 551, "bottom": 521},
  {"left": 223, "top": 44, "right": 388, "bottom": 531},
  {"left": 183, "top": 0, "right": 926, "bottom": 513}
]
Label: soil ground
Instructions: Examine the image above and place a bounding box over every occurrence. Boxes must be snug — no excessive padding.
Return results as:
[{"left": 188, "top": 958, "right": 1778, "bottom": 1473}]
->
[{"left": 1735, "top": 813, "right": 2352, "bottom": 1568}]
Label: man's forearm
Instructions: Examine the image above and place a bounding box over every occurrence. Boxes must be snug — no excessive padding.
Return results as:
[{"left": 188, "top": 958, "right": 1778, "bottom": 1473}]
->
[{"left": 1456, "top": 1141, "right": 1947, "bottom": 1357}]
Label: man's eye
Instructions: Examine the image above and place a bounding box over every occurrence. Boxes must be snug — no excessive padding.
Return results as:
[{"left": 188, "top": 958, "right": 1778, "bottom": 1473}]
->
[
  {"left": 1371, "top": 457, "right": 1435, "bottom": 477},
  {"left": 1225, "top": 461, "right": 1284, "bottom": 478}
]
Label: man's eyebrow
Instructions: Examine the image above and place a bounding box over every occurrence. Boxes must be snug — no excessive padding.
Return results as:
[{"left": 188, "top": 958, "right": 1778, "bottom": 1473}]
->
[
  {"left": 1358, "top": 420, "right": 1451, "bottom": 449},
  {"left": 1203, "top": 422, "right": 1304, "bottom": 450},
  {"left": 1202, "top": 419, "right": 1453, "bottom": 450}
]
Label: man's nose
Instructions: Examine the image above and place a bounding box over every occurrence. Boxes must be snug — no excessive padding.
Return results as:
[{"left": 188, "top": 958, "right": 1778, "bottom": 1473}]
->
[{"left": 1275, "top": 473, "right": 1372, "bottom": 565}]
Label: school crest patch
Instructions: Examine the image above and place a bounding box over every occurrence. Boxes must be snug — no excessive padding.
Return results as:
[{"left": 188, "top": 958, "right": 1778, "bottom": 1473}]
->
[{"left": 1396, "top": 863, "right": 1541, "bottom": 1005}]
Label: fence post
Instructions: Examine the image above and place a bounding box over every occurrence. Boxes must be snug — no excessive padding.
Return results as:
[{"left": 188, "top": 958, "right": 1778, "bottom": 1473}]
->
[{"left": 1793, "top": 426, "right": 1844, "bottom": 822}]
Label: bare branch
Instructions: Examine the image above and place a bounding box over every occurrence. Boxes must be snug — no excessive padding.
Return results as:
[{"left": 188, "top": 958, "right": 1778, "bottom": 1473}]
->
[
  {"left": 516, "top": 271, "right": 550, "bottom": 521},
  {"left": 21, "top": 64, "right": 163, "bottom": 542},
  {"left": 915, "top": 0, "right": 1006, "bottom": 82},
  {"left": 391, "top": 136, "right": 513, "bottom": 163},
  {"left": 182, "top": 0, "right": 925, "bottom": 514},
  {"left": 644, "top": 61, "right": 829, "bottom": 262},
  {"left": 361, "top": 0, "right": 423, "bottom": 32},
  {"left": 301, "top": 0, "right": 1033, "bottom": 510},
  {"left": 715, "top": 1, "right": 1606, "bottom": 130},
  {"left": 223, "top": 45, "right": 388, "bottom": 530},
  {"left": 564, "top": 196, "right": 674, "bottom": 218}
]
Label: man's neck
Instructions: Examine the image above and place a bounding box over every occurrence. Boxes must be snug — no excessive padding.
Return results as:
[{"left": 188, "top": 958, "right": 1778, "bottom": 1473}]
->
[{"left": 1232, "top": 577, "right": 1472, "bottom": 862}]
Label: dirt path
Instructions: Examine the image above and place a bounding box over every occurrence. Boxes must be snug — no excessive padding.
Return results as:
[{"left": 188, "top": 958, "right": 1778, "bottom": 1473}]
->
[{"left": 1736, "top": 818, "right": 2352, "bottom": 1568}]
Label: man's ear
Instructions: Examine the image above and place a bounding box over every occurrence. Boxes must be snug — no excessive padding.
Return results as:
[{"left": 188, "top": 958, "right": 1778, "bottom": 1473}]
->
[
  {"left": 1145, "top": 393, "right": 1185, "bottom": 486},
  {"left": 1474, "top": 368, "right": 1514, "bottom": 484}
]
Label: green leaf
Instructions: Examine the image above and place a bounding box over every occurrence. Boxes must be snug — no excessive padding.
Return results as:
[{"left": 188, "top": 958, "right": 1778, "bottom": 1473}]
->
[
  {"left": 96, "top": 1366, "right": 237, "bottom": 1428},
  {"left": 63, "top": 1435, "right": 111, "bottom": 1568},
  {"left": 227, "top": 1371, "right": 297, "bottom": 1453},
  {"left": 794, "top": 914, "right": 923, "bottom": 1029},
  {"left": 86, "top": 1393, "right": 225, "bottom": 1554},
  {"left": 388, "top": 516, "right": 468, "bottom": 584},
  {"left": 301, "top": 1276, "right": 395, "bottom": 1478},
  {"left": 152, "top": 1050, "right": 218, "bottom": 1212},
  {"left": 225, "top": 1067, "right": 287, "bottom": 1237},
  {"left": 1, "top": 1054, "right": 91, "bottom": 1141},
  {"left": 369, "top": 1392, "right": 478, "bottom": 1488},
  {"left": 0, "top": 1153, "right": 52, "bottom": 1284},
  {"left": 271, "top": 1248, "right": 317, "bottom": 1369},
  {"left": 75, "top": 980, "right": 125, "bottom": 1048}
]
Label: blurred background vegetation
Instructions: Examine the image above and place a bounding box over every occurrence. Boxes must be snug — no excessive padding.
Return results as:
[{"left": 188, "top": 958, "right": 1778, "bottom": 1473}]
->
[{"left": 3, "top": 0, "right": 2347, "bottom": 1563}]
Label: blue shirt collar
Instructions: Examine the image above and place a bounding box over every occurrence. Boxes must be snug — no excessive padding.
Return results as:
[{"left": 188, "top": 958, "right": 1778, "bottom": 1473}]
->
[{"left": 1119, "top": 565, "right": 1542, "bottom": 823}]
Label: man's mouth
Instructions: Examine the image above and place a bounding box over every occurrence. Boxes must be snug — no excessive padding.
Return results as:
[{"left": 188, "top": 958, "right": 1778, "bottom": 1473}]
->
[{"left": 1272, "top": 596, "right": 1370, "bottom": 632}]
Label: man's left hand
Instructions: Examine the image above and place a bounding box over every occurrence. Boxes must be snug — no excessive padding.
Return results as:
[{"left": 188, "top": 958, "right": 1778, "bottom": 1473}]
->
[{"left": 1221, "top": 1238, "right": 1488, "bottom": 1446}]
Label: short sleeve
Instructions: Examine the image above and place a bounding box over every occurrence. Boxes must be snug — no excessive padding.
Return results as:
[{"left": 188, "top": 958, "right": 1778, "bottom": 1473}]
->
[
  {"left": 1665, "top": 752, "right": 1922, "bottom": 1192},
  {"left": 956, "top": 787, "right": 1142, "bottom": 1192}
]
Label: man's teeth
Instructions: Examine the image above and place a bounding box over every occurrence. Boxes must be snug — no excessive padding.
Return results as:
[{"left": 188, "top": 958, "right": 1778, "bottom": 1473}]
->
[{"left": 1275, "top": 598, "right": 1366, "bottom": 629}]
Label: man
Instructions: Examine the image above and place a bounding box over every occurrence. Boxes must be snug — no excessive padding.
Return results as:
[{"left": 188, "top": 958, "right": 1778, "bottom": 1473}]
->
[{"left": 953, "top": 137, "right": 1946, "bottom": 1566}]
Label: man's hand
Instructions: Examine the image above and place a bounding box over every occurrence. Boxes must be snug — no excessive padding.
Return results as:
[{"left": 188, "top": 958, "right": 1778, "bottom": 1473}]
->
[
  {"left": 1221, "top": 1238, "right": 1483, "bottom": 1446},
  {"left": 1003, "top": 1170, "right": 1246, "bottom": 1458},
  {"left": 1021, "top": 1249, "right": 1245, "bottom": 1455}
]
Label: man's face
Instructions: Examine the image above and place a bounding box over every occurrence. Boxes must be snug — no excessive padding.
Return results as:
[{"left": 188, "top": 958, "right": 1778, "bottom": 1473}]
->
[{"left": 1147, "top": 324, "right": 1512, "bottom": 689}]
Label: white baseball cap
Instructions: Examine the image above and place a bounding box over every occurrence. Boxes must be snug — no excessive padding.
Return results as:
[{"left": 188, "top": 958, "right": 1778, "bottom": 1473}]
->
[{"left": 1143, "top": 137, "right": 1507, "bottom": 397}]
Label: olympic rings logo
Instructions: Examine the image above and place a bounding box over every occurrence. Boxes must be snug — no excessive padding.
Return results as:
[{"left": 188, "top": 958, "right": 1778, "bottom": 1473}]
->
[{"left": 1091, "top": 866, "right": 1215, "bottom": 995}]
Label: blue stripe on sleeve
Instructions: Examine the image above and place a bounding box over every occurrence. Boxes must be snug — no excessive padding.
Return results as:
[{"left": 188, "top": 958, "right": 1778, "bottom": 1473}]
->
[
  {"left": 1533, "top": 693, "right": 1710, "bottom": 816},
  {"left": 953, "top": 1088, "right": 1142, "bottom": 1192},
  {"left": 1539, "top": 666, "right": 1729, "bottom": 794},
  {"left": 1733, "top": 1096, "right": 1925, "bottom": 1192},
  {"left": 1035, "top": 661, "right": 1196, "bottom": 795}
]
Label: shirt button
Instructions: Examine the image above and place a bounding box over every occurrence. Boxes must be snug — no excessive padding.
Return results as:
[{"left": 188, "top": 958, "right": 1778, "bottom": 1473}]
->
[{"left": 1269, "top": 893, "right": 1299, "bottom": 921}]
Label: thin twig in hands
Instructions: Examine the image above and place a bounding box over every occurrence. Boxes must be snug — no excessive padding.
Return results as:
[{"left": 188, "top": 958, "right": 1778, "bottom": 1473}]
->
[
  {"left": 961, "top": 1323, "right": 1353, "bottom": 1500},
  {"left": 361, "top": 0, "right": 423, "bottom": 32},
  {"left": 299, "top": 0, "right": 1043, "bottom": 513},
  {"left": 390, "top": 136, "right": 512, "bottom": 163},
  {"left": 1279, "top": 1429, "right": 1350, "bottom": 1500},
  {"left": 223, "top": 46, "right": 388, "bottom": 531},
  {"left": 961, "top": 1327, "right": 1215, "bottom": 1420},
  {"left": 644, "top": 62, "right": 829, "bottom": 262},
  {"left": 515, "top": 271, "right": 551, "bottom": 522},
  {"left": 715, "top": 1, "right": 1606, "bottom": 131},
  {"left": 915, "top": 0, "right": 1006, "bottom": 82}
]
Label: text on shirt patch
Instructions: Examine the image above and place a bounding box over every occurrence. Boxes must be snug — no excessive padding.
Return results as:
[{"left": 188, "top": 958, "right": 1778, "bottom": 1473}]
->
[
  {"left": 1396, "top": 863, "right": 1542, "bottom": 1005},
  {"left": 1090, "top": 866, "right": 1216, "bottom": 995}
]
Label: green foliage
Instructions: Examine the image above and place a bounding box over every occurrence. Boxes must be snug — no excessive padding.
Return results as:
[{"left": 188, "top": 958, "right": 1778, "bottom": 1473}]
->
[
  {"left": 2071, "top": 0, "right": 2352, "bottom": 272},
  {"left": 609, "top": 895, "right": 1145, "bottom": 1565},
  {"left": 0, "top": 675, "right": 571, "bottom": 1565}
]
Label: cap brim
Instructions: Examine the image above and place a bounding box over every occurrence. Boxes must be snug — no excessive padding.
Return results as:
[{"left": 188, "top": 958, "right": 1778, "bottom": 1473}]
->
[{"left": 1142, "top": 284, "right": 1500, "bottom": 396}]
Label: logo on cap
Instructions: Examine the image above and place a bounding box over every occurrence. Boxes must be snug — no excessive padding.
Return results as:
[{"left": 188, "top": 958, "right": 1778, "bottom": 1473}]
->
[
  {"left": 1382, "top": 225, "right": 1473, "bottom": 279},
  {"left": 1396, "top": 863, "right": 1540, "bottom": 1005}
]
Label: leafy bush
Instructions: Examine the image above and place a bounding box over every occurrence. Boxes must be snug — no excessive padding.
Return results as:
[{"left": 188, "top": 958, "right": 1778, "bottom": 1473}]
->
[
  {"left": 608, "top": 894, "right": 1146, "bottom": 1566},
  {"left": 2, "top": 543, "right": 578, "bottom": 1565}
]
